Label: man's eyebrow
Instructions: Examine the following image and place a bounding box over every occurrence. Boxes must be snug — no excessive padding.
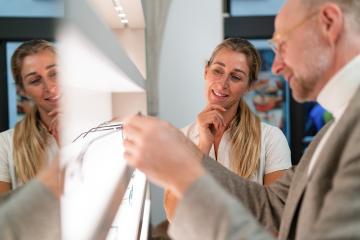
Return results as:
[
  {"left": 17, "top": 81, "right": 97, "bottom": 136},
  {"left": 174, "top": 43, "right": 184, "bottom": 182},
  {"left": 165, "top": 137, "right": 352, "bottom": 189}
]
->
[{"left": 46, "top": 64, "right": 57, "bottom": 69}]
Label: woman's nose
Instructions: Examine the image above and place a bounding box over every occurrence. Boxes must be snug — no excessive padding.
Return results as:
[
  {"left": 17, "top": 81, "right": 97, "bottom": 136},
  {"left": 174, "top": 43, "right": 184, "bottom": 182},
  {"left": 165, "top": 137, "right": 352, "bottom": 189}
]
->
[
  {"left": 215, "top": 75, "right": 230, "bottom": 88},
  {"left": 43, "top": 78, "right": 58, "bottom": 94}
]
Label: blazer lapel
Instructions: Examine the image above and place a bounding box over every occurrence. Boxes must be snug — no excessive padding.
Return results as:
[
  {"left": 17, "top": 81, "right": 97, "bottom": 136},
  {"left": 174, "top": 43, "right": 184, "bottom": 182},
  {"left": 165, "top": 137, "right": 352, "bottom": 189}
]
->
[{"left": 279, "top": 122, "right": 332, "bottom": 239}]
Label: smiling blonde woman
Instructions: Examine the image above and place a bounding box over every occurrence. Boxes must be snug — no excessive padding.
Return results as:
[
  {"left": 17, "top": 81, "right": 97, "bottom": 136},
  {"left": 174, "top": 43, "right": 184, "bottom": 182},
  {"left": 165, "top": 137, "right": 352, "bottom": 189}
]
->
[
  {"left": 164, "top": 38, "right": 292, "bottom": 221},
  {"left": 0, "top": 40, "right": 60, "bottom": 192}
]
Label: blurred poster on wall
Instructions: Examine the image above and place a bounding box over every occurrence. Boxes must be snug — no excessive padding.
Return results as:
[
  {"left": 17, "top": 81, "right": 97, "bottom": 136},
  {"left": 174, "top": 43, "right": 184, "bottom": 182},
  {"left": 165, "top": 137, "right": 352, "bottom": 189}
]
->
[{"left": 247, "top": 40, "right": 291, "bottom": 141}]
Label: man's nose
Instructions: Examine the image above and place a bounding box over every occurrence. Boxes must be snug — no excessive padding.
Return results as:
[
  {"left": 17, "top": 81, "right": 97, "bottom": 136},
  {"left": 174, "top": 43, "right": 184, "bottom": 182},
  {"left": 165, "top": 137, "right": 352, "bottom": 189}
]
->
[{"left": 271, "top": 52, "right": 285, "bottom": 76}]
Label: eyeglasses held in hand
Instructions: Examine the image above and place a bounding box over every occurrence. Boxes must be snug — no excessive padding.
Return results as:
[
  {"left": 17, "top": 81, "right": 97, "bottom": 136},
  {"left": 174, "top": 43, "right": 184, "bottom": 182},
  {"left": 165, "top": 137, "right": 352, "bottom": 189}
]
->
[{"left": 68, "top": 121, "right": 124, "bottom": 181}]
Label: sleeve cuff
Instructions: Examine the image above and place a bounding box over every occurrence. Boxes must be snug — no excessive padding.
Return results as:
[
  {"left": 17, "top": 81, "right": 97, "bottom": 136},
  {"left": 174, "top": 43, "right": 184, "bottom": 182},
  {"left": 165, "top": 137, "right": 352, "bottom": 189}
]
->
[{"left": 168, "top": 174, "right": 272, "bottom": 240}]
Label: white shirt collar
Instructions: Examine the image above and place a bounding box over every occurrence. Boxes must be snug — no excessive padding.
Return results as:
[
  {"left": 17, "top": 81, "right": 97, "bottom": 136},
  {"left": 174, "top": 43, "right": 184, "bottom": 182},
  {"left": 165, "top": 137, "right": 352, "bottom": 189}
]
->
[{"left": 317, "top": 54, "right": 360, "bottom": 119}]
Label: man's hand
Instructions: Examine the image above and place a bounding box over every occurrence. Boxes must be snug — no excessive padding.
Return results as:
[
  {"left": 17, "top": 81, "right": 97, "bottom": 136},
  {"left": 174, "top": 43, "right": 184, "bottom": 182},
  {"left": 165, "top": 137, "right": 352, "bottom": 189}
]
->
[{"left": 123, "top": 115, "right": 205, "bottom": 198}]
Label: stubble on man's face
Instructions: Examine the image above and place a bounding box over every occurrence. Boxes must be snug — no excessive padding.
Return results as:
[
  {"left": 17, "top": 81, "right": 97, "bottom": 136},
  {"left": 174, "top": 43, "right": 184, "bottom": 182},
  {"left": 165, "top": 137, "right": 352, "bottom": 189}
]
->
[{"left": 289, "top": 27, "right": 333, "bottom": 102}]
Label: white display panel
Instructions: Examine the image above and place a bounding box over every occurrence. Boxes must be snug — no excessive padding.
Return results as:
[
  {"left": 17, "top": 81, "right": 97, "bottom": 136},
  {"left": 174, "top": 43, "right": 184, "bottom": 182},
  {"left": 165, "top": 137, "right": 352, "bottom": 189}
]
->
[
  {"left": 58, "top": 0, "right": 148, "bottom": 239},
  {"left": 61, "top": 126, "right": 132, "bottom": 240},
  {"left": 107, "top": 170, "right": 147, "bottom": 240}
]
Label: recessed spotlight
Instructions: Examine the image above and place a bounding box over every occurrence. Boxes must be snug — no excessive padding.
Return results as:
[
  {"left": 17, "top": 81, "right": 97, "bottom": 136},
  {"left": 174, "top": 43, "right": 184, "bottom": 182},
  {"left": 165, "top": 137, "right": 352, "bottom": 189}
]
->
[{"left": 112, "top": 0, "right": 129, "bottom": 26}]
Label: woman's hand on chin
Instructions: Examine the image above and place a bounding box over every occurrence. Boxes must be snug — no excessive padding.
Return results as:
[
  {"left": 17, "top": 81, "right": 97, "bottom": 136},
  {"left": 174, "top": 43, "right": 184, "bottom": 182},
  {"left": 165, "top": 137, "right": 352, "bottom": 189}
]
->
[{"left": 196, "top": 104, "right": 226, "bottom": 154}]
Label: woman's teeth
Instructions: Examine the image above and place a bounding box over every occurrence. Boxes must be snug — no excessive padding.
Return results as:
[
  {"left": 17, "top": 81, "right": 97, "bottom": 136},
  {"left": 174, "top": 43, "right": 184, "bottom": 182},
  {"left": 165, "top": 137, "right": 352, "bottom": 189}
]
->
[
  {"left": 46, "top": 95, "right": 60, "bottom": 101},
  {"left": 213, "top": 90, "right": 227, "bottom": 97}
]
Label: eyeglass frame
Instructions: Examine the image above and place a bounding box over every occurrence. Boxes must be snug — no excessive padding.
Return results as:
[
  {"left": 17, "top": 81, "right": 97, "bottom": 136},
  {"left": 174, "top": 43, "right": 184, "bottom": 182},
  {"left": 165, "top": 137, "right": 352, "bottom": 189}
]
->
[
  {"left": 268, "top": 10, "right": 319, "bottom": 58},
  {"left": 72, "top": 120, "right": 123, "bottom": 143},
  {"left": 68, "top": 121, "right": 124, "bottom": 181}
]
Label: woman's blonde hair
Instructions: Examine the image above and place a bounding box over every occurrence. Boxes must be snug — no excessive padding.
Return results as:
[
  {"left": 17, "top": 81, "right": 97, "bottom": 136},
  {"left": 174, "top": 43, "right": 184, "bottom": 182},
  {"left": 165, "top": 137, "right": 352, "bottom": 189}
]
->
[
  {"left": 11, "top": 40, "right": 55, "bottom": 183},
  {"left": 208, "top": 38, "right": 262, "bottom": 179}
]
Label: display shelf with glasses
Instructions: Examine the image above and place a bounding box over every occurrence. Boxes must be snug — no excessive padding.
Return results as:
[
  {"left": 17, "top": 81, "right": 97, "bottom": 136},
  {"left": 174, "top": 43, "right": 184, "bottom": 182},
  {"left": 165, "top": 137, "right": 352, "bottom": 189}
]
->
[{"left": 58, "top": 0, "right": 149, "bottom": 239}]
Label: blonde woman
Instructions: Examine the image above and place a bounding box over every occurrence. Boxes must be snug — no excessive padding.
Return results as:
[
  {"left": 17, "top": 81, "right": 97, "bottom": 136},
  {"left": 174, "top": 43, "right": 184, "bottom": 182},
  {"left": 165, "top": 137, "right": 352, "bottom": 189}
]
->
[
  {"left": 0, "top": 40, "right": 59, "bottom": 192},
  {"left": 164, "top": 38, "right": 291, "bottom": 220}
]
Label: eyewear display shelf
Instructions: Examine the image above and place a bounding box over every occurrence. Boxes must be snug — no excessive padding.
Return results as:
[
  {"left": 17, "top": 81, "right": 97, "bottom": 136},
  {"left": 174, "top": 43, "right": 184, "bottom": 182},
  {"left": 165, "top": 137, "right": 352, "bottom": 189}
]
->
[{"left": 58, "top": 0, "right": 149, "bottom": 239}]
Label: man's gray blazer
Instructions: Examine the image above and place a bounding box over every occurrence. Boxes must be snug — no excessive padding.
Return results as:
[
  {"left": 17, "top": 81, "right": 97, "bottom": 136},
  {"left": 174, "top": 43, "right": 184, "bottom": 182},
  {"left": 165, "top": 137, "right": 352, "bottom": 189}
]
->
[
  {"left": 0, "top": 180, "right": 61, "bottom": 240},
  {"left": 169, "top": 88, "right": 360, "bottom": 240}
]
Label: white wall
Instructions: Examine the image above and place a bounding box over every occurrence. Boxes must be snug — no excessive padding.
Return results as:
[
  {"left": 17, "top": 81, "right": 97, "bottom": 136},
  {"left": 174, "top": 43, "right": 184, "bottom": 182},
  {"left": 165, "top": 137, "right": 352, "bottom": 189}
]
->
[
  {"left": 151, "top": 0, "right": 223, "bottom": 226},
  {"left": 115, "top": 29, "right": 146, "bottom": 79},
  {"left": 158, "top": 0, "right": 223, "bottom": 128}
]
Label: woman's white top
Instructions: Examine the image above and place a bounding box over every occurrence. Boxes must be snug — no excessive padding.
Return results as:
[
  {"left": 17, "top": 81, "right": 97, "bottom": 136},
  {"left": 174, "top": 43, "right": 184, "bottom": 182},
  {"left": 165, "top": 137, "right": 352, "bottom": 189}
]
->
[
  {"left": 181, "top": 122, "right": 292, "bottom": 184},
  {"left": 0, "top": 128, "right": 58, "bottom": 189}
]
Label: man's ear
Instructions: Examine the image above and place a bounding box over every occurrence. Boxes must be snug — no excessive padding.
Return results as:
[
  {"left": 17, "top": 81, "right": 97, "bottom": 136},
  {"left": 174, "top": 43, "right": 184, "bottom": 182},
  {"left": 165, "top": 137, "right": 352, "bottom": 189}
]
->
[{"left": 319, "top": 3, "right": 343, "bottom": 45}]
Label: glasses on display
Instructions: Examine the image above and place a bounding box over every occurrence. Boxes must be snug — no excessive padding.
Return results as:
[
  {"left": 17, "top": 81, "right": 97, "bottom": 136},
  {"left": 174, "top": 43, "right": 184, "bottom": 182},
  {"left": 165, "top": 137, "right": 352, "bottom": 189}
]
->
[
  {"left": 268, "top": 10, "right": 319, "bottom": 58},
  {"left": 72, "top": 120, "right": 124, "bottom": 143},
  {"left": 68, "top": 121, "right": 124, "bottom": 181}
]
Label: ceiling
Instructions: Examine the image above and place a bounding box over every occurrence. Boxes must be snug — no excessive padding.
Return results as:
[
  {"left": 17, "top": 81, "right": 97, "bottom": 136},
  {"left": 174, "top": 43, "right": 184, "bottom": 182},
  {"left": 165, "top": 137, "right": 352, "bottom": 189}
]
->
[{"left": 87, "top": 0, "right": 145, "bottom": 29}]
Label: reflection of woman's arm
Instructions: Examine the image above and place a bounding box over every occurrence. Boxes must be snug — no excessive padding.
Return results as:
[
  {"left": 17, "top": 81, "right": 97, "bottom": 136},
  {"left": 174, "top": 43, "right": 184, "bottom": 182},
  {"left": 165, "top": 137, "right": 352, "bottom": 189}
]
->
[{"left": 0, "top": 182, "right": 11, "bottom": 193}]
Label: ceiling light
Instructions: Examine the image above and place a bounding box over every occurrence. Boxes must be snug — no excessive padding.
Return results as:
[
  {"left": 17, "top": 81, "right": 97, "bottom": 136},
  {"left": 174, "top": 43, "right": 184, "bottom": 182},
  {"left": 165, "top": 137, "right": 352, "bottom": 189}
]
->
[
  {"left": 112, "top": 0, "right": 129, "bottom": 27},
  {"left": 114, "top": 6, "right": 123, "bottom": 12}
]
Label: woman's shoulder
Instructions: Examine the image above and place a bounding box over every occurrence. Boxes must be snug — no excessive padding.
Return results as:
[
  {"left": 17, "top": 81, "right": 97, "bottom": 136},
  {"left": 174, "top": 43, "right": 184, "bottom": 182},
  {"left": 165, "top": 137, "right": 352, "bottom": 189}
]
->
[
  {"left": 260, "top": 122, "right": 290, "bottom": 149},
  {"left": 0, "top": 129, "right": 15, "bottom": 144},
  {"left": 0, "top": 129, "right": 14, "bottom": 161},
  {"left": 260, "top": 122, "right": 285, "bottom": 138},
  {"left": 180, "top": 122, "right": 198, "bottom": 138}
]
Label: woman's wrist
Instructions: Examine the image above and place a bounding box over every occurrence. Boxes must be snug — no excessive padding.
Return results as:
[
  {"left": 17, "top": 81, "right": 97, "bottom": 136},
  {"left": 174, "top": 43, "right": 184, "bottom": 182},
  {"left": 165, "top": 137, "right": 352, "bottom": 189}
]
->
[{"left": 197, "top": 141, "right": 211, "bottom": 154}]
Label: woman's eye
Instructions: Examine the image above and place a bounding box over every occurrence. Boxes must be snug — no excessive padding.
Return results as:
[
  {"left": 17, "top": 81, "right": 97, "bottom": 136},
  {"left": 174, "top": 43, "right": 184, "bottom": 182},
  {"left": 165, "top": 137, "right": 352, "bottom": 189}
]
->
[
  {"left": 212, "top": 69, "right": 223, "bottom": 75},
  {"left": 29, "top": 78, "right": 41, "bottom": 85},
  {"left": 230, "top": 75, "right": 242, "bottom": 82}
]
